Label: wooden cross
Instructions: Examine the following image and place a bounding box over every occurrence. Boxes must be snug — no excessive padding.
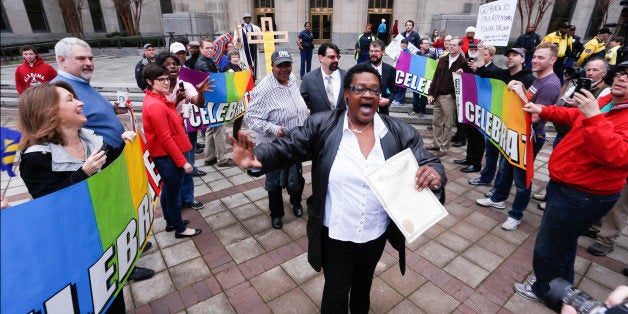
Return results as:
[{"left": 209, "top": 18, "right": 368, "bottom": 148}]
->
[{"left": 246, "top": 17, "right": 289, "bottom": 75}]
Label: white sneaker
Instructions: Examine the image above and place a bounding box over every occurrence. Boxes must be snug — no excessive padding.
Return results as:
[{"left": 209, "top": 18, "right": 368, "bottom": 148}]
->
[
  {"left": 476, "top": 198, "right": 506, "bottom": 209},
  {"left": 502, "top": 217, "right": 521, "bottom": 231},
  {"left": 514, "top": 282, "right": 542, "bottom": 302},
  {"left": 526, "top": 274, "right": 536, "bottom": 285},
  {"left": 391, "top": 100, "right": 403, "bottom": 106}
]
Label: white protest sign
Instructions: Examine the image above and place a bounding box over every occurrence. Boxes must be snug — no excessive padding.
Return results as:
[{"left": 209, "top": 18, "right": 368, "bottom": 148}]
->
[
  {"left": 475, "top": 0, "right": 517, "bottom": 46},
  {"left": 385, "top": 34, "right": 419, "bottom": 61}
]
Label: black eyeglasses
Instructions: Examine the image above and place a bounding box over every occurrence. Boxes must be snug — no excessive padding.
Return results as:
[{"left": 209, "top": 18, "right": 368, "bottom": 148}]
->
[{"left": 348, "top": 85, "right": 381, "bottom": 95}]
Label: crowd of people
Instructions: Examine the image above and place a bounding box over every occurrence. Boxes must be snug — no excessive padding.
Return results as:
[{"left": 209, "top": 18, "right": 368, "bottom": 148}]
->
[{"left": 7, "top": 15, "right": 628, "bottom": 313}]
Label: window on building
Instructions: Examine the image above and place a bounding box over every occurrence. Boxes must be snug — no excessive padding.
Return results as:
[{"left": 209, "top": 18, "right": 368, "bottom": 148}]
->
[
  {"left": 368, "top": 0, "right": 393, "bottom": 10},
  {"left": 255, "top": 0, "right": 273, "bottom": 7},
  {"left": 254, "top": 0, "right": 274, "bottom": 31},
  {"left": 546, "top": 0, "right": 576, "bottom": 34},
  {"left": 1, "top": 2, "right": 11, "bottom": 32},
  {"left": 88, "top": 0, "right": 106, "bottom": 32},
  {"left": 309, "top": 0, "right": 332, "bottom": 7},
  {"left": 586, "top": 0, "right": 605, "bottom": 38},
  {"left": 23, "top": 0, "right": 50, "bottom": 32},
  {"left": 160, "top": 0, "right": 173, "bottom": 14}
]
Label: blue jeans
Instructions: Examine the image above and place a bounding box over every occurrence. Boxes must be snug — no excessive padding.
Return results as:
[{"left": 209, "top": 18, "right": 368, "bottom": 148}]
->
[
  {"left": 532, "top": 181, "right": 619, "bottom": 310},
  {"left": 412, "top": 93, "right": 427, "bottom": 114},
  {"left": 491, "top": 137, "right": 545, "bottom": 220},
  {"left": 153, "top": 156, "right": 187, "bottom": 233},
  {"left": 392, "top": 86, "right": 406, "bottom": 103},
  {"left": 479, "top": 139, "right": 500, "bottom": 183},
  {"left": 300, "top": 48, "right": 313, "bottom": 78},
  {"left": 180, "top": 131, "right": 197, "bottom": 204}
]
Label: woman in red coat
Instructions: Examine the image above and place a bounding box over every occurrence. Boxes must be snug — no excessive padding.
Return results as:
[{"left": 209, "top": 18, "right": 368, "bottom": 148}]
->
[{"left": 141, "top": 63, "right": 202, "bottom": 239}]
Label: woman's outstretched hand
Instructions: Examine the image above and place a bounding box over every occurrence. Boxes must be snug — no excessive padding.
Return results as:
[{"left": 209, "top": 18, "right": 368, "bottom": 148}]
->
[{"left": 230, "top": 131, "right": 262, "bottom": 169}]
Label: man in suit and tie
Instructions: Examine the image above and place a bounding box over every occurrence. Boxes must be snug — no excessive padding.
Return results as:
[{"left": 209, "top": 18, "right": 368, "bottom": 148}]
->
[
  {"left": 300, "top": 43, "right": 347, "bottom": 114},
  {"left": 360, "top": 39, "right": 395, "bottom": 115}
]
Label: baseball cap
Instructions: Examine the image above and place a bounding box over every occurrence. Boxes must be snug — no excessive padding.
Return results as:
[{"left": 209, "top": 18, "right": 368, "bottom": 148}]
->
[
  {"left": 504, "top": 47, "right": 525, "bottom": 58},
  {"left": 617, "top": 60, "right": 628, "bottom": 69},
  {"left": 598, "top": 27, "right": 612, "bottom": 35},
  {"left": 465, "top": 26, "right": 476, "bottom": 33},
  {"left": 169, "top": 42, "right": 187, "bottom": 54},
  {"left": 188, "top": 41, "right": 200, "bottom": 47},
  {"left": 271, "top": 49, "right": 292, "bottom": 65},
  {"left": 469, "top": 43, "right": 478, "bottom": 49},
  {"left": 143, "top": 43, "right": 154, "bottom": 49},
  {"left": 243, "top": 12, "right": 252, "bottom": 18}
]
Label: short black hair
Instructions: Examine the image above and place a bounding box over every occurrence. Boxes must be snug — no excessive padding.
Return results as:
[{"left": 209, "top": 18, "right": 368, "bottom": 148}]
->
[
  {"left": 400, "top": 39, "right": 408, "bottom": 44},
  {"left": 155, "top": 51, "right": 180, "bottom": 66},
  {"left": 406, "top": 20, "right": 415, "bottom": 27},
  {"left": 318, "top": 43, "right": 340, "bottom": 56},
  {"left": 343, "top": 63, "right": 381, "bottom": 90},
  {"left": 172, "top": 36, "right": 189, "bottom": 46},
  {"left": 142, "top": 63, "right": 169, "bottom": 88},
  {"left": 19, "top": 45, "right": 36, "bottom": 54},
  {"left": 370, "top": 39, "right": 385, "bottom": 50}
]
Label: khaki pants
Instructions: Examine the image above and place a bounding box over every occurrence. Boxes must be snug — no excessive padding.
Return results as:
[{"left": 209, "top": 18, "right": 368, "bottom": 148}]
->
[
  {"left": 431, "top": 94, "right": 455, "bottom": 151},
  {"left": 204, "top": 125, "right": 228, "bottom": 164},
  {"left": 591, "top": 183, "right": 628, "bottom": 248}
]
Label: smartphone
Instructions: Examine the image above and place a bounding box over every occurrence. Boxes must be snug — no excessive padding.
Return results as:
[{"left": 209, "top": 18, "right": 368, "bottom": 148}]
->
[
  {"left": 99, "top": 142, "right": 112, "bottom": 155},
  {"left": 468, "top": 57, "right": 477, "bottom": 62},
  {"left": 179, "top": 82, "right": 185, "bottom": 92},
  {"left": 573, "top": 78, "right": 592, "bottom": 96}
]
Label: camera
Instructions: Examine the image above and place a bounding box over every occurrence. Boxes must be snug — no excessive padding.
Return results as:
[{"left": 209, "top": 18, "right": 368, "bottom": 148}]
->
[
  {"left": 565, "top": 67, "right": 586, "bottom": 80},
  {"left": 545, "top": 278, "right": 628, "bottom": 314}
]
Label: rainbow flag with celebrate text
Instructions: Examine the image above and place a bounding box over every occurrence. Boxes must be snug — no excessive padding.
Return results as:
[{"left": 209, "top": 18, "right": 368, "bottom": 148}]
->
[
  {"left": 1, "top": 138, "right": 159, "bottom": 314},
  {"left": 394, "top": 51, "right": 438, "bottom": 96},
  {"left": 178, "top": 67, "right": 254, "bottom": 132},
  {"left": 453, "top": 72, "right": 534, "bottom": 187}
]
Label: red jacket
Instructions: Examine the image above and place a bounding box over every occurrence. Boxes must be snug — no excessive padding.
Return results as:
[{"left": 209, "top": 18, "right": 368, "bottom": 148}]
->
[
  {"left": 461, "top": 37, "right": 478, "bottom": 54},
  {"left": 542, "top": 94, "right": 628, "bottom": 195},
  {"left": 15, "top": 56, "right": 57, "bottom": 94},
  {"left": 142, "top": 89, "right": 192, "bottom": 167}
]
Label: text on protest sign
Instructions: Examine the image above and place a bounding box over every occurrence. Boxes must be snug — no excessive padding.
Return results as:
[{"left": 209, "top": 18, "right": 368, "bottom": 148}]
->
[
  {"left": 475, "top": 0, "right": 518, "bottom": 47},
  {"left": 394, "top": 52, "right": 437, "bottom": 96}
]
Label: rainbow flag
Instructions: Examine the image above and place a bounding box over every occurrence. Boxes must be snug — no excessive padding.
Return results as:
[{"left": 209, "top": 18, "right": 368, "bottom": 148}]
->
[
  {"left": 394, "top": 51, "right": 438, "bottom": 96},
  {"left": 454, "top": 72, "right": 534, "bottom": 186},
  {"left": 212, "top": 33, "right": 233, "bottom": 64},
  {"left": 1, "top": 138, "right": 157, "bottom": 313},
  {"left": 0, "top": 127, "right": 21, "bottom": 177},
  {"left": 178, "top": 68, "right": 254, "bottom": 131}
]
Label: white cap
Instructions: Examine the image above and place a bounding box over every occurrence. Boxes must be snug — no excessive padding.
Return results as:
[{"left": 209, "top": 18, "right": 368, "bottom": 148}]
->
[
  {"left": 382, "top": 18, "right": 386, "bottom": 22},
  {"left": 169, "top": 42, "right": 186, "bottom": 54},
  {"left": 243, "top": 12, "right": 252, "bottom": 18},
  {"left": 465, "top": 26, "right": 476, "bottom": 34}
]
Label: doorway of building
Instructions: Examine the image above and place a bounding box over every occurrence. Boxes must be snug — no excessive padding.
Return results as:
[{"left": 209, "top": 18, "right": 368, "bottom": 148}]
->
[
  {"left": 311, "top": 13, "right": 332, "bottom": 44},
  {"left": 369, "top": 13, "right": 392, "bottom": 44}
]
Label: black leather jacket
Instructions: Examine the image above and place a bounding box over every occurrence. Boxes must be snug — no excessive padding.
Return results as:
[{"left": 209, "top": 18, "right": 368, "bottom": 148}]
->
[{"left": 253, "top": 109, "right": 446, "bottom": 274}]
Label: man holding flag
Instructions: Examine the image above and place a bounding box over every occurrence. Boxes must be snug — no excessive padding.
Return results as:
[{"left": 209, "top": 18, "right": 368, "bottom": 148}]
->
[{"left": 476, "top": 43, "right": 561, "bottom": 231}]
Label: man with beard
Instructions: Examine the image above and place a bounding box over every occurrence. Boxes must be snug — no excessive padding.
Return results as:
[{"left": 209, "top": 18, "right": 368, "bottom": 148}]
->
[
  {"left": 360, "top": 39, "right": 395, "bottom": 115},
  {"left": 514, "top": 61, "right": 628, "bottom": 312},
  {"left": 468, "top": 47, "right": 535, "bottom": 187},
  {"left": 185, "top": 40, "right": 201, "bottom": 68},
  {"left": 461, "top": 26, "right": 479, "bottom": 54},
  {"left": 50, "top": 38, "right": 155, "bottom": 310},
  {"left": 400, "top": 20, "right": 421, "bottom": 49},
  {"left": 452, "top": 42, "right": 482, "bottom": 147},
  {"left": 476, "top": 43, "right": 560, "bottom": 232},
  {"left": 135, "top": 43, "right": 156, "bottom": 90},
  {"left": 300, "top": 43, "right": 347, "bottom": 114},
  {"left": 455, "top": 45, "right": 499, "bottom": 173},
  {"left": 515, "top": 24, "right": 541, "bottom": 70},
  {"left": 427, "top": 37, "right": 471, "bottom": 157},
  {"left": 355, "top": 23, "right": 377, "bottom": 63}
]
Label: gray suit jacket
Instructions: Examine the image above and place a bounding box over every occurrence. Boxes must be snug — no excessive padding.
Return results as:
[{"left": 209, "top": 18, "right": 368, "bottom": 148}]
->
[{"left": 300, "top": 67, "right": 347, "bottom": 114}]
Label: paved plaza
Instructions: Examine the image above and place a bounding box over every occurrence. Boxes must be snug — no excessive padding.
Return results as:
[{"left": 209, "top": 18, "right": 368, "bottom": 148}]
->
[{"left": 1, "top": 48, "right": 626, "bottom": 313}]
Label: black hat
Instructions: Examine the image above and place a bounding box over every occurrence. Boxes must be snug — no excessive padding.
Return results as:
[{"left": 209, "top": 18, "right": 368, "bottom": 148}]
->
[
  {"left": 271, "top": 49, "right": 292, "bottom": 65},
  {"left": 598, "top": 27, "right": 612, "bottom": 35},
  {"left": 504, "top": 47, "right": 525, "bottom": 58},
  {"left": 617, "top": 61, "right": 628, "bottom": 69},
  {"left": 469, "top": 43, "right": 478, "bottom": 49},
  {"left": 557, "top": 22, "right": 571, "bottom": 29}
]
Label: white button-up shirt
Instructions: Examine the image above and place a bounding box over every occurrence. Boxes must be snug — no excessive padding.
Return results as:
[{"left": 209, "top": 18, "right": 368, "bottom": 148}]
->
[{"left": 324, "top": 112, "right": 390, "bottom": 243}]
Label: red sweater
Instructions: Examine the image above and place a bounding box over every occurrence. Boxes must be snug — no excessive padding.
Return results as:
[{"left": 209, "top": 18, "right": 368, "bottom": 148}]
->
[
  {"left": 542, "top": 94, "right": 628, "bottom": 195},
  {"left": 15, "top": 56, "right": 57, "bottom": 94},
  {"left": 142, "top": 90, "right": 192, "bottom": 167},
  {"left": 461, "top": 37, "right": 478, "bottom": 54}
]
